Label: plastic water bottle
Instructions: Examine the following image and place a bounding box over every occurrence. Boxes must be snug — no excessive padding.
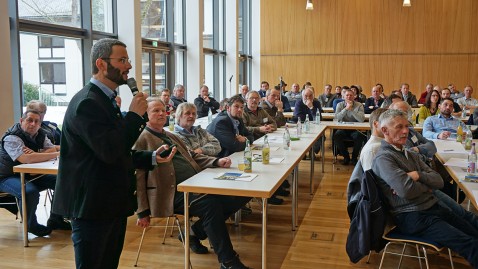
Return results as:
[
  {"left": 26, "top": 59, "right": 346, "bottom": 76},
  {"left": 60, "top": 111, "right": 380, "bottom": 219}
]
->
[
  {"left": 465, "top": 126, "right": 473, "bottom": 150},
  {"left": 262, "top": 135, "right": 270, "bottom": 164},
  {"left": 467, "top": 143, "right": 476, "bottom": 175},
  {"left": 315, "top": 110, "right": 321, "bottom": 124},
  {"left": 168, "top": 115, "right": 175, "bottom": 131},
  {"left": 462, "top": 107, "right": 467, "bottom": 119},
  {"left": 297, "top": 120, "right": 302, "bottom": 137},
  {"left": 244, "top": 139, "right": 252, "bottom": 173},
  {"left": 207, "top": 107, "right": 213, "bottom": 124},
  {"left": 304, "top": 117, "right": 310, "bottom": 133},
  {"left": 283, "top": 125, "right": 291, "bottom": 150}
]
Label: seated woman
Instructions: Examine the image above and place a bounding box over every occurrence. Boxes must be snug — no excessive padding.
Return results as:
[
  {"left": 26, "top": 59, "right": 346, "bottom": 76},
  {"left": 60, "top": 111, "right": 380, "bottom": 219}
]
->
[
  {"left": 418, "top": 89, "right": 441, "bottom": 124},
  {"left": 351, "top": 85, "right": 366, "bottom": 103},
  {"left": 134, "top": 97, "right": 251, "bottom": 269},
  {"left": 174, "top": 102, "right": 221, "bottom": 156}
]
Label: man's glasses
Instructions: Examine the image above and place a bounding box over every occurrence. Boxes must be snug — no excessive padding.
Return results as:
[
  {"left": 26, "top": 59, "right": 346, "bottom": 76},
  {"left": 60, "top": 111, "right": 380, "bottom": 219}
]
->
[{"left": 101, "top": 57, "right": 131, "bottom": 65}]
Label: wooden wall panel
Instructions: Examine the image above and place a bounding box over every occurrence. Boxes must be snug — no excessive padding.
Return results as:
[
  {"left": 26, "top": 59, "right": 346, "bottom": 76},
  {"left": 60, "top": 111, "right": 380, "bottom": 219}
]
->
[{"left": 260, "top": 0, "right": 478, "bottom": 96}]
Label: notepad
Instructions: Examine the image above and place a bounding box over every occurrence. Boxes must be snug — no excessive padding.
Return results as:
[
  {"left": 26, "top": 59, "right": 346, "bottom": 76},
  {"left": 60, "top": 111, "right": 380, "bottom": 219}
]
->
[{"left": 214, "top": 172, "right": 257, "bottom": 182}]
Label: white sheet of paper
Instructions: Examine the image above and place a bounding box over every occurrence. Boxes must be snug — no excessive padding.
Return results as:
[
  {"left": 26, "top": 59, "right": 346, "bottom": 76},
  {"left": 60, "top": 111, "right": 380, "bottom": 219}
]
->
[
  {"left": 433, "top": 140, "right": 468, "bottom": 154},
  {"left": 443, "top": 157, "right": 469, "bottom": 168},
  {"left": 269, "top": 157, "right": 284, "bottom": 164}
]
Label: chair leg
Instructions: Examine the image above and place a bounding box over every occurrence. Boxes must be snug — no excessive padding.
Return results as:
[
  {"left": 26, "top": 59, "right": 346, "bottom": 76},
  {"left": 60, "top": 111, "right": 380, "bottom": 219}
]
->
[
  {"left": 447, "top": 248, "right": 454, "bottom": 269},
  {"left": 134, "top": 227, "right": 148, "bottom": 267},
  {"left": 379, "top": 242, "right": 391, "bottom": 269},
  {"left": 397, "top": 242, "right": 407, "bottom": 269},
  {"left": 43, "top": 189, "right": 53, "bottom": 206},
  {"left": 421, "top": 245, "right": 429, "bottom": 269},
  {"left": 162, "top": 216, "right": 172, "bottom": 244},
  {"left": 416, "top": 244, "right": 423, "bottom": 269},
  {"left": 366, "top": 250, "right": 372, "bottom": 263}
]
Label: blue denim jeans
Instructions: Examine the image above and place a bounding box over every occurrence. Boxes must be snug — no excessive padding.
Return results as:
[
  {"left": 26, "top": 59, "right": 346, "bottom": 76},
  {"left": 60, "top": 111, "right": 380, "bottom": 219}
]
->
[
  {"left": 0, "top": 174, "right": 56, "bottom": 229},
  {"left": 71, "top": 217, "right": 127, "bottom": 269},
  {"left": 434, "top": 189, "right": 478, "bottom": 229},
  {"left": 174, "top": 193, "right": 251, "bottom": 264},
  {"left": 394, "top": 203, "right": 478, "bottom": 268}
]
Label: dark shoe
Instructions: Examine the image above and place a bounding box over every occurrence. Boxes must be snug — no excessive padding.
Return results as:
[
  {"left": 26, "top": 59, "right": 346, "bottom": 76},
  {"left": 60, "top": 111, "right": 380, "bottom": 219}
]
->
[
  {"left": 29, "top": 224, "right": 52, "bottom": 237},
  {"left": 341, "top": 157, "right": 350, "bottom": 165},
  {"left": 267, "top": 195, "right": 283, "bottom": 205},
  {"left": 275, "top": 187, "right": 290, "bottom": 197},
  {"left": 220, "top": 256, "right": 251, "bottom": 269},
  {"left": 178, "top": 234, "right": 209, "bottom": 254},
  {"left": 240, "top": 206, "right": 252, "bottom": 216},
  {"left": 281, "top": 180, "right": 290, "bottom": 189},
  {"left": 47, "top": 217, "right": 72, "bottom": 230}
]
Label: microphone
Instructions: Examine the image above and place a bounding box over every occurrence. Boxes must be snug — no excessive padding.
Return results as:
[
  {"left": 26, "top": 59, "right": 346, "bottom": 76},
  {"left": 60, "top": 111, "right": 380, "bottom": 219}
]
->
[
  {"left": 126, "top": 78, "right": 139, "bottom": 96},
  {"left": 229, "top": 75, "right": 233, "bottom": 82}
]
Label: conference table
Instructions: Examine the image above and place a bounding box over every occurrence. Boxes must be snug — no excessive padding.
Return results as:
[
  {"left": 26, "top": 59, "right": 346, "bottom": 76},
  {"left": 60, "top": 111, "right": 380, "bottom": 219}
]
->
[
  {"left": 177, "top": 123, "right": 327, "bottom": 269},
  {"left": 13, "top": 159, "right": 58, "bottom": 247},
  {"left": 433, "top": 139, "right": 478, "bottom": 210}
]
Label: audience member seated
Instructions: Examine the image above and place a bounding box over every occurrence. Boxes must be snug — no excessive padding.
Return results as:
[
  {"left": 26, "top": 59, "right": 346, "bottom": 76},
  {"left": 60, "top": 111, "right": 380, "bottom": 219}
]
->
[
  {"left": 0, "top": 110, "right": 70, "bottom": 237},
  {"left": 194, "top": 85, "right": 220, "bottom": 118},
  {"left": 364, "top": 85, "right": 384, "bottom": 114},
  {"left": 240, "top": 85, "right": 249, "bottom": 101},
  {"left": 207, "top": 95, "right": 254, "bottom": 158},
  {"left": 218, "top": 98, "right": 229, "bottom": 113},
  {"left": 160, "top": 88, "right": 176, "bottom": 116},
  {"left": 334, "top": 89, "right": 366, "bottom": 165},
  {"left": 423, "top": 98, "right": 466, "bottom": 140},
  {"left": 351, "top": 85, "right": 366, "bottom": 103},
  {"left": 134, "top": 98, "right": 251, "bottom": 269},
  {"left": 174, "top": 103, "right": 221, "bottom": 156},
  {"left": 285, "top": 83, "right": 302, "bottom": 107},
  {"left": 380, "top": 92, "right": 402, "bottom": 108},
  {"left": 332, "top": 86, "right": 349, "bottom": 111},
  {"left": 440, "top": 87, "right": 462, "bottom": 117},
  {"left": 372, "top": 109, "right": 478, "bottom": 268},
  {"left": 389, "top": 101, "right": 437, "bottom": 162},
  {"left": 456, "top": 85, "right": 478, "bottom": 111},
  {"left": 293, "top": 87, "right": 323, "bottom": 123},
  {"left": 317, "top": 84, "right": 336, "bottom": 108},
  {"left": 243, "top": 91, "right": 277, "bottom": 140},
  {"left": 417, "top": 89, "right": 441, "bottom": 124},
  {"left": 171, "top": 84, "right": 188, "bottom": 108},
  {"left": 333, "top": 85, "right": 342, "bottom": 99},
  {"left": 258, "top": 81, "right": 269, "bottom": 99},
  {"left": 26, "top": 100, "right": 62, "bottom": 145},
  {"left": 418, "top": 83, "right": 433, "bottom": 104},
  {"left": 261, "top": 87, "right": 287, "bottom": 127},
  {"left": 400, "top": 83, "right": 418, "bottom": 108},
  {"left": 448, "top": 83, "right": 464, "bottom": 101},
  {"left": 376, "top": 83, "right": 386, "bottom": 99}
]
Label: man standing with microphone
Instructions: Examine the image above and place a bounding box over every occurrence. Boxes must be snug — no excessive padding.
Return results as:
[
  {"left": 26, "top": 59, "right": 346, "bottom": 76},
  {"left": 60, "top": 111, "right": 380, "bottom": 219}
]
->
[{"left": 52, "top": 38, "right": 174, "bottom": 269}]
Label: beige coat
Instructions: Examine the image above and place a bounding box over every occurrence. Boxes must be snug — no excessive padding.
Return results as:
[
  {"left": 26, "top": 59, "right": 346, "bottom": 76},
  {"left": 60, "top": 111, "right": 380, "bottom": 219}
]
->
[{"left": 133, "top": 128, "right": 217, "bottom": 217}]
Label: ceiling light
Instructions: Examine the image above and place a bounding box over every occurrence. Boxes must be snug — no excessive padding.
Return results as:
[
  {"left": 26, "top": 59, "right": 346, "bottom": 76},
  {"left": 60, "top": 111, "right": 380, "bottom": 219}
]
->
[
  {"left": 403, "top": 0, "right": 411, "bottom": 7},
  {"left": 306, "top": 0, "right": 314, "bottom": 10}
]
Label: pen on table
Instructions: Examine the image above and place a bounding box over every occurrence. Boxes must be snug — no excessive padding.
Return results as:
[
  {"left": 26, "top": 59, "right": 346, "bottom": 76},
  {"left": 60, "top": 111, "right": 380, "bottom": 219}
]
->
[{"left": 443, "top": 149, "right": 454, "bottom": 152}]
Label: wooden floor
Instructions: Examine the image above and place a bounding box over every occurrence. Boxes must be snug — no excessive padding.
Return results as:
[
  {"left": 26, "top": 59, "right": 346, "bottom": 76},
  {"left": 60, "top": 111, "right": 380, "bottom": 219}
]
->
[{"left": 0, "top": 142, "right": 474, "bottom": 269}]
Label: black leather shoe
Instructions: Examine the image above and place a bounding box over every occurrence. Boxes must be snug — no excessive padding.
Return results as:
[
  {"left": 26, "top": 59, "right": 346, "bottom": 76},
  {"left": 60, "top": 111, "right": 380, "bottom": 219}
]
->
[
  {"left": 240, "top": 206, "right": 252, "bottom": 216},
  {"left": 275, "top": 188, "right": 290, "bottom": 197},
  {"left": 220, "top": 256, "right": 251, "bottom": 269},
  {"left": 47, "top": 217, "right": 72, "bottom": 230},
  {"left": 178, "top": 234, "right": 209, "bottom": 254},
  {"left": 281, "top": 180, "right": 290, "bottom": 189},
  {"left": 341, "top": 157, "right": 350, "bottom": 165},
  {"left": 267, "top": 195, "right": 283, "bottom": 205},
  {"left": 29, "top": 224, "right": 52, "bottom": 237}
]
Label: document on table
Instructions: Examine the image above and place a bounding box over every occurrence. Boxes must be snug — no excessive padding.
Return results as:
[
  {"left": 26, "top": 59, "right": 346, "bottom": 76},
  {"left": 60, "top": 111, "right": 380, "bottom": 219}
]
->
[
  {"left": 434, "top": 140, "right": 468, "bottom": 154},
  {"left": 214, "top": 172, "right": 257, "bottom": 182},
  {"left": 251, "top": 145, "right": 280, "bottom": 151},
  {"left": 443, "top": 157, "right": 468, "bottom": 168}
]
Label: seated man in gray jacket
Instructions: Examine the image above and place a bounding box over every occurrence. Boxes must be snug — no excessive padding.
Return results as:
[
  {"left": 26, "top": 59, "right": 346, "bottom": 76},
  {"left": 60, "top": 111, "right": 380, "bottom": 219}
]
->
[
  {"left": 174, "top": 102, "right": 221, "bottom": 156},
  {"left": 372, "top": 109, "right": 478, "bottom": 268}
]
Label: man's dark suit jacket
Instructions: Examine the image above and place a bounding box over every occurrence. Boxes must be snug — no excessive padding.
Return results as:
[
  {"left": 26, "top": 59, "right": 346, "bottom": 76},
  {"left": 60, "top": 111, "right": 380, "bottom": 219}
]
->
[
  {"left": 293, "top": 99, "right": 323, "bottom": 123},
  {"left": 52, "top": 82, "right": 154, "bottom": 220},
  {"left": 207, "top": 111, "right": 254, "bottom": 157},
  {"left": 364, "top": 97, "right": 384, "bottom": 114}
]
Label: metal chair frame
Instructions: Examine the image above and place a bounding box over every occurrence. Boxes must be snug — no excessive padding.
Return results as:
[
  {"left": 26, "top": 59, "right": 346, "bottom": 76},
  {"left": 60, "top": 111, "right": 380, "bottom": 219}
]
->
[
  {"left": 0, "top": 191, "right": 22, "bottom": 221},
  {"left": 378, "top": 228, "right": 454, "bottom": 269},
  {"left": 134, "top": 215, "right": 192, "bottom": 268}
]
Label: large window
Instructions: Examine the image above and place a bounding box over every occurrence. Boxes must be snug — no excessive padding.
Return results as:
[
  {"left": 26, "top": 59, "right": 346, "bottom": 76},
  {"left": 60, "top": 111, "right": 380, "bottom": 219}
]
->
[
  {"left": 18, "top": 0, "right": 81, "bottom": 28},
  {"left": 141, "top": 0, "right": 167, "bottom": 41},
  {"left": 238, "top": 0, "right": 252, "bottom": 86},
  {"left": 92, "top": 0, "right": 114, "bottom": 33}
]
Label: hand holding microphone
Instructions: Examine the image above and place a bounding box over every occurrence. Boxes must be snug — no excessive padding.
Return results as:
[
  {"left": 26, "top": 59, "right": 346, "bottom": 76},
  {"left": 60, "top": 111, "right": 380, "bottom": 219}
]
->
[{"left": 127, "top": 78, "right": 148, "bottom": 116}]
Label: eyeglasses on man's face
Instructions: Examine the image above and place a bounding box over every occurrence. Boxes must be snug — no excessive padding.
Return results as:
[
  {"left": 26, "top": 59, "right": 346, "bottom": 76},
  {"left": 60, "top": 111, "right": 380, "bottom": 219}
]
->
[{"left": 102, "top": 57, "right": 131, "bottom": 65}]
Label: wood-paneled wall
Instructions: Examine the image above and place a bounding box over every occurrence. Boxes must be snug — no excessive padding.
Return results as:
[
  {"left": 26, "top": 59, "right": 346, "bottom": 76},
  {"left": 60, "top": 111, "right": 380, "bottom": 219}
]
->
[{"left": 260, "top": 0, "right": 478, "bottom": 97}]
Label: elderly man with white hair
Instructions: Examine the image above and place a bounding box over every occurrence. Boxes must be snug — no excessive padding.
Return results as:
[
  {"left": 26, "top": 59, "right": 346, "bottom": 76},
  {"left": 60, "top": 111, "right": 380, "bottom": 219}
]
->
[{"left": 293, "top": 86, "right": 323, "bottom": 123}]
